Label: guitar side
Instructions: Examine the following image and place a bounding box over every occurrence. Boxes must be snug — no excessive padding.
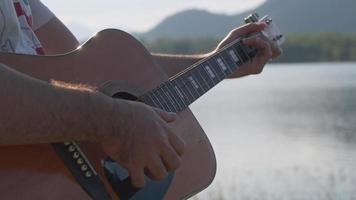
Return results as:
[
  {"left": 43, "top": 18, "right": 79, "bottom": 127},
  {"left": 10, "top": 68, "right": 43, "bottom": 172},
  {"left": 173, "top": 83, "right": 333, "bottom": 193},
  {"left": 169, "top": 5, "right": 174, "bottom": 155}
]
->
[{"left": 0, "top": 29, "right": 216, "bottom": 200}]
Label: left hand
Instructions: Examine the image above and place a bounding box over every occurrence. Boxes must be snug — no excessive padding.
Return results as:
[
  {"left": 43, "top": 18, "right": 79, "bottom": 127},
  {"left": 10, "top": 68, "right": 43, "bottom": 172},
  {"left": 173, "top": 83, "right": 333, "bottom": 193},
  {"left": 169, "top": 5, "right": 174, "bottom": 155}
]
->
[{"left": 212, "top": 23, "right": 274, "bottom": 78}]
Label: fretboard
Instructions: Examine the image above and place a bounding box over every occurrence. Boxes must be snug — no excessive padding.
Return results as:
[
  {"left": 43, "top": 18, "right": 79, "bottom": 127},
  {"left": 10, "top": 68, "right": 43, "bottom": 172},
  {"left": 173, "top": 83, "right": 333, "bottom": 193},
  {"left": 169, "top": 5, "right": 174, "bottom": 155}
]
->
[{"left": 140, "top": 38, "right": 257, "bottom": 113}]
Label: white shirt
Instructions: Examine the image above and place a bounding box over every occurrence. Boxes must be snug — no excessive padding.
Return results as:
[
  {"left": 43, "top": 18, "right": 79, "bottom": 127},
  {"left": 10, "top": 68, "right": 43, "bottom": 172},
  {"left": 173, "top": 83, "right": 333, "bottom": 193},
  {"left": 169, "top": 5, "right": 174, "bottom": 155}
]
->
[{"left": 0, "top": 0, "right": 54, "bottom": 55}]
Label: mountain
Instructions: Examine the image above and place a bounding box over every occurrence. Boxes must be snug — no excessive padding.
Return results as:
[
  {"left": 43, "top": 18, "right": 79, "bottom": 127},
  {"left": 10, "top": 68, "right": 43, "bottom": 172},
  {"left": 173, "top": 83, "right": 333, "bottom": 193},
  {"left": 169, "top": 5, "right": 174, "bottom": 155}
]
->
[
  {"left": 138, "top": 10, "right": 238, "bottom": 40},
  {"left": 140, "top": 0, "right": 356, "bottom": 40}
]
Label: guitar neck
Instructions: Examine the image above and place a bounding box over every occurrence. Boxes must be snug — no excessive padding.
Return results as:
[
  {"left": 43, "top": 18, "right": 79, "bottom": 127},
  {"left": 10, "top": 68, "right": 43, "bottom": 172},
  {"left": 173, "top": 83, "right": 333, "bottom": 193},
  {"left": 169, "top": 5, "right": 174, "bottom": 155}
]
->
[{"left": 140, "top": 37, "right": 257, "bottom": 113}]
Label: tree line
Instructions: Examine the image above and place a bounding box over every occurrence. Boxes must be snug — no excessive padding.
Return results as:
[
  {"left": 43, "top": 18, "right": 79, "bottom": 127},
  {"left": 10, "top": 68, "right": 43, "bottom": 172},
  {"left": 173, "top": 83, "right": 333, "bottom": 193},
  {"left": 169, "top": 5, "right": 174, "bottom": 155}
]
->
[{"left": 140, "top": 33, "right": 356, "bottom": 63}]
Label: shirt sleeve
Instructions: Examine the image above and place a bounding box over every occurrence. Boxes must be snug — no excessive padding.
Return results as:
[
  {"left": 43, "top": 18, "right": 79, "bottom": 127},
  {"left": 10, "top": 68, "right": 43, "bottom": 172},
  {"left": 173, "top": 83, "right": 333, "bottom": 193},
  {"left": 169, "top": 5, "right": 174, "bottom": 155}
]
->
[{"left": 29, "top": 0, "right": 55, "bottom": 31}]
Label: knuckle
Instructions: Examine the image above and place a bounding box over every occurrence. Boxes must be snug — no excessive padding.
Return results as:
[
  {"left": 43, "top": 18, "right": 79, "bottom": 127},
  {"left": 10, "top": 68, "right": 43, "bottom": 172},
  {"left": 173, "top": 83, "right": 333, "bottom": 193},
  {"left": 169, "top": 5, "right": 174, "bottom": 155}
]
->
[
  {"left": 155, "top": 171, "right": 168, "bottom": 180},
  {"left": 132, "top": 178, "right": 145, "bottom": 188},
  {"left": 171, "top": 157, "right": 182, "bottom": 170},
  {"left": 255, "top": 69, "right": 263, "bottom": 74},
  {"left": 150, "top": 164, "right": 167, "bottom": 180},
  {"left": 156, "top": 134, "right": 169, "bottom": 147},
  {"left": 166, "top": 156, "right": 181, "bottom": 171},
  {"left": 253, "top": 67, "right": 264, "bottom": 74},
  {"left": 229, "top": 28, "right": 238, "bottom": 36},
  {"left": 247, "top": 23, "right": 259, "bottom": 30}
]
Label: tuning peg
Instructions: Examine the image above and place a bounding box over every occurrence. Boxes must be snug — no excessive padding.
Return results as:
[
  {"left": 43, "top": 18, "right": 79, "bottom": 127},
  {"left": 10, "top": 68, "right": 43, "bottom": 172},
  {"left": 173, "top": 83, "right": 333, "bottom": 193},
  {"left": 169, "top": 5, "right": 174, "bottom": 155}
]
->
[
  {"left": 244, "top": 13, "right": 260, "bottom": 23},
  {"left": 265, "top": 18, "right": 273, "bottom": 25}
]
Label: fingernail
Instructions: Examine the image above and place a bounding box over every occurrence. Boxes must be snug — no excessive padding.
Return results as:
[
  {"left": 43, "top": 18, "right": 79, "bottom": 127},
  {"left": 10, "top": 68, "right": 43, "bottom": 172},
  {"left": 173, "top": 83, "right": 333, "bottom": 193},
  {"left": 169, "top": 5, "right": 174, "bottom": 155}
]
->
[
  {"left": 241, "top": 38, "right": 249, "bottom": 44},
  {"left": 167, "top": 112, "right": 177, "bottom": 119}
]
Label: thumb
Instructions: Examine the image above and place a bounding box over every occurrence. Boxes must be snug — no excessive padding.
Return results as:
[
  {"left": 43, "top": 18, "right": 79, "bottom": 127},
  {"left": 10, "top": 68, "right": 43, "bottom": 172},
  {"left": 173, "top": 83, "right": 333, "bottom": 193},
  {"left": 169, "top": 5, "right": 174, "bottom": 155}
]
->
[{"left": 154, "top": 108, "right": 177, "bottom": 123}]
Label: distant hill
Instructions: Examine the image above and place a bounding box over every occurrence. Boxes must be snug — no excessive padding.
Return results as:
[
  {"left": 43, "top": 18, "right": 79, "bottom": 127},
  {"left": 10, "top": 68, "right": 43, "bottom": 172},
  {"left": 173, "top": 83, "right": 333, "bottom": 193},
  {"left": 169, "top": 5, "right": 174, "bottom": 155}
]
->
[{"left": 140, "top": 0, "right": 356, "bottom": 40}]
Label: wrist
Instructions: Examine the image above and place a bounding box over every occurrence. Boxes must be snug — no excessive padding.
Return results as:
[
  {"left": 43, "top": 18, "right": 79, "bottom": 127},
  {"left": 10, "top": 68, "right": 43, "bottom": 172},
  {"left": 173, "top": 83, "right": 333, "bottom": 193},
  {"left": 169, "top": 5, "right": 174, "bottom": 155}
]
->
[
  {"left": 60, "top": 89, "right": 116, "bottom": 142},
  {"left": 88, "top": 93, "right": 134, "bottom": 142}
]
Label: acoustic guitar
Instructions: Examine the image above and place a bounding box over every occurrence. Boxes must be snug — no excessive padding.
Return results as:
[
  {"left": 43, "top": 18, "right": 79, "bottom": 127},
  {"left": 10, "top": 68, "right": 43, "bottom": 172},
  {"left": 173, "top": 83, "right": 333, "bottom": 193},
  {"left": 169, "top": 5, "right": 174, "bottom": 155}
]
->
[{"left": 0, "top": 13, "right": 284, "bottom": 200}]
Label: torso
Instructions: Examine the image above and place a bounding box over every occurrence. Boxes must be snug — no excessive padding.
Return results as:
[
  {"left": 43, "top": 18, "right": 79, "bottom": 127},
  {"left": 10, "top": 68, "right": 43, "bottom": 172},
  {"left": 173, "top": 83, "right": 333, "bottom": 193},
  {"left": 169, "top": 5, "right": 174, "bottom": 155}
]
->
[{"left": 0, "top": 0, "right": 43, "bottom": 55}]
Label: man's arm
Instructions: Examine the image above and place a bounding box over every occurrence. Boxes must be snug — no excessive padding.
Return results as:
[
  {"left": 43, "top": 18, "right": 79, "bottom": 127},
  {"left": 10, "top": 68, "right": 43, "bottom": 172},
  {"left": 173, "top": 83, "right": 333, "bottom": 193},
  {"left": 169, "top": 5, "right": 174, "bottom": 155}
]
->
[
  {"left": 152, "top": 23, "right": 273, "bottom": 79},
  {"left": 35, "top": 17, "right": 80, "bottom": 54},
  {"left": 0, "top": 63, "right": 107, "bottom": 145},
  {"left": 34, "top": 17, "right": 273, "bottom": 80},
  {"left": 0, "top": 62, "right": 184, "bottom": 187}
]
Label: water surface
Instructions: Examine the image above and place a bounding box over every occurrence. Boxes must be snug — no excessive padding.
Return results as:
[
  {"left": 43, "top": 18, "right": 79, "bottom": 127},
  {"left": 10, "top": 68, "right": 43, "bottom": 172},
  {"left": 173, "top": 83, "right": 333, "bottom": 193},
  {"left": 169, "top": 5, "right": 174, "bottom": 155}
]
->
[{"left": 190, "top": 62, "right": 356, "bottom": 200}]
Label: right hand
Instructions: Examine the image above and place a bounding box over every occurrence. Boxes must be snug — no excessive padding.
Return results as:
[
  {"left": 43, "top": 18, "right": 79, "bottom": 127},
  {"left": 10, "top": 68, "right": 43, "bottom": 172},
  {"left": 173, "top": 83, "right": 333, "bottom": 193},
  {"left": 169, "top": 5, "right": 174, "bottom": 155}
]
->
[{"left": 100, "top": 99, "right": 186, "bottom": 188}]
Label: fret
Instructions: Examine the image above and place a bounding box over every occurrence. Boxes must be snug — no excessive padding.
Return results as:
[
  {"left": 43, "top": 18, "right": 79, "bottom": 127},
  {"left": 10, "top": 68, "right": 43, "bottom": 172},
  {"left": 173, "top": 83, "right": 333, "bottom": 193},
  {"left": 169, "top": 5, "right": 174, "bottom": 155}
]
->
[
  {"left": 170, "top": 82, "right": 188, "bottom": 110},
  {"left": 232, "top": 41, "right": 250, "bottom": 63},
  {"left": 205, "top": 60, "right": 226, "bottom": 85},
  {"left": 195, "top": 67, "right": 211, "bottom": 91},
  {"left": 191, "top": 73, "right": 207, "bottom": 95},
  {"left": 188, "top": 76, "right": 199, "bottom": 89},
  {"left": 207, "top": 59, "right": 225, "bottom": 80},
  {"left": 204, "top": 64, "right": 216, "bottom": 79},
  {"left": 153, "top": 88, "right": 171, "bottom": 111},
  {"left": 161, "top": 84, "right": 180, "bottom": 113},
  {"left": 166, "top": 83, "right": 185, "bottom": 112},
  {"left": 173, "top": 79, "right": 192, "bottom": 107},
  {"left": 215, "top": 56, "right": 231, "bottom": 77},
  {"left": 199, "top": 63, "right": 216, "bottom": 87},
  {"left": 145, "top": 93, "right": 158, "bottom": 107},
  {"left": 228, "top": 48, "right": 240, "bottom": 63},
  {"left": 143, "top": 38, "right": 261, "bottom": 110},
  {"left": 171, "top": 81, "right": 188, "bottom": 106},
  {"left": 216, "top": 57, "right": 228, "bottom": 74},
  {"left": 176, "top": 76, "right": 195, "bottom": 104},
  {"left": 220, "top": 50, "right": 238, "bottom": 72},
  {"left": 227, "top": 47, "right": 243, "bottom": 67},
  {"left": 150, "top": 90, "right": 166, "bottom": 110},
  {"left": 183, "top": 74, "right": 202, "bottom": 98},
  {"left": 174, "top": 85, "right": 185, "bottom": 100}
]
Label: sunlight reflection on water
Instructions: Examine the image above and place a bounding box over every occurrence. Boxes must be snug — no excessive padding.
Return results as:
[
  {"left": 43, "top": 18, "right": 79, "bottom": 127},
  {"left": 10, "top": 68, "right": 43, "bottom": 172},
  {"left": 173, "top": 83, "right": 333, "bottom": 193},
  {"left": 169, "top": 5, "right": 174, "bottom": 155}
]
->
[{"left": 190, "top": 63, "right": 356, "bottom": 200}]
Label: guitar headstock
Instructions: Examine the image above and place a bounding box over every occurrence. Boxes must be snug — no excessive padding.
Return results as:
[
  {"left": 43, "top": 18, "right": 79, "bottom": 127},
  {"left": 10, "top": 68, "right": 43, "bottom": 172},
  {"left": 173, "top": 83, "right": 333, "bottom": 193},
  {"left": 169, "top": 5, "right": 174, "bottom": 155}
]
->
[{"left": 245, "top": 13, "right": 285, "bottom": 58}]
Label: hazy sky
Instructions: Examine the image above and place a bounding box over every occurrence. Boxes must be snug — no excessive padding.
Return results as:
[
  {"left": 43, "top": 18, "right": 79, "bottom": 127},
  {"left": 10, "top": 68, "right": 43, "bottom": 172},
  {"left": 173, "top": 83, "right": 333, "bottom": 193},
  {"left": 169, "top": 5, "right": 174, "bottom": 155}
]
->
[{"left": 41, "top": 0, "right": 266, "bottom": 38}]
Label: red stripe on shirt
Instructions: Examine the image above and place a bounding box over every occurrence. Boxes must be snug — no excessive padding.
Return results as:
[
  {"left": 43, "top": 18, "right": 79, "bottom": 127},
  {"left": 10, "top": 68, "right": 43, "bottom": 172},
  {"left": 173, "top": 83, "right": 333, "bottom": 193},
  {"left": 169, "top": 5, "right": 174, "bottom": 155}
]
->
[
  {"left": 35, "top": 47, "right": 45, "bottom": 55},
  {"left": 25, "top": 14, "right": 32, "bottom": 27},
  {"left": 14, "top": 3, "right": 32, "bottom": 27},
  {"left": 14, "top": 2, "right": 24, "bottom": 16}
]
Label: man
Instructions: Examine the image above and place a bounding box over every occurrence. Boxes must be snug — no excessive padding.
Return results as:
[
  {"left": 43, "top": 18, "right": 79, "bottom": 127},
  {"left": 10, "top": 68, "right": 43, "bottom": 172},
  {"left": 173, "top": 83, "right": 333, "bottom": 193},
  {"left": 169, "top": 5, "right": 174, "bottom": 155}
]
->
[{"left": 0, "top": 0, "right": 273, "bottom": 191}]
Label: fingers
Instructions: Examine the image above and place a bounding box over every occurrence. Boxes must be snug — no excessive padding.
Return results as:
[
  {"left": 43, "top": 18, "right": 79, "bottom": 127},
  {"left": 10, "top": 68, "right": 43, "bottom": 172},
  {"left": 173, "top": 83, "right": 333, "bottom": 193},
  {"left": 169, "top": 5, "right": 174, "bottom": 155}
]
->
[
  {"left": 168, "top": 130, "right": 186, "bottom": 156},
  {"left": 154, "top": 108, "right": 177, "bottom": 123},
  {"left": 160, "top": 144, "right": 182, "bottom": 171},
  {"left": 229, "top": 22, "right": 267, "bottom": 38},
  {"left": 243, "top": 37, "right": 272, "bottom": 72},
  {"left": 146, "top": 155, "right": 168, "bottom": 180},
  {"left": 128, "top": 166, "right": 146, "bottom": 188},
  {"left": 218, "top": 22, "right": 267, "bottom": 50}
]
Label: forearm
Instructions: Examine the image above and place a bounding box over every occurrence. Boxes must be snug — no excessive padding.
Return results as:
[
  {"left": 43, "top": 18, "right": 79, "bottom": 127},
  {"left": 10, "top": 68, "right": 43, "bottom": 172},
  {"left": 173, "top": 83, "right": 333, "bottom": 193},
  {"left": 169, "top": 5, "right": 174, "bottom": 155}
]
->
[
  {"left": 35, "top": 17, "right": 80, "bottom": 55},
  {"left": 152, "top": 53, "right": 209, "bottom": 78},
  {"left": 0, "top": 63, "right": 111, "bottom": 145},
  {"left": 152, "top": 51, "right": 245, "bottom": 79}
]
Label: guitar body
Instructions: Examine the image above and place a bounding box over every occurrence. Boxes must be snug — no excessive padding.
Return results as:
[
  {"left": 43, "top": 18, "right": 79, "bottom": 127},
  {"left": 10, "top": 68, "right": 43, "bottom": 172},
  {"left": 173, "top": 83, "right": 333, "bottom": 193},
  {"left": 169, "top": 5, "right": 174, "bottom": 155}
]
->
[{"left": 0, "top": 29, "right": 216, "bottom": 199}]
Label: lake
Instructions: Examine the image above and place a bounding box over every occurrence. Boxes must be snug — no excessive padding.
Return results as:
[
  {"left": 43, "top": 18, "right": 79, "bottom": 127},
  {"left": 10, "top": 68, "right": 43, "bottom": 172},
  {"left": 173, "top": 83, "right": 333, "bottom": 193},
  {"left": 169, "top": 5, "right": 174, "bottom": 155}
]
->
[{"left": 190, "top": 62, "right": 356, "bottom": 200}]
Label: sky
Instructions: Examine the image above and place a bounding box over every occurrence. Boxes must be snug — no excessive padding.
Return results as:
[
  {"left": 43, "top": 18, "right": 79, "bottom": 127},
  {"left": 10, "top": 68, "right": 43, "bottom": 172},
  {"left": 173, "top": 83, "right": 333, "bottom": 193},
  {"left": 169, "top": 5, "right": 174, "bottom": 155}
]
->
[{"left": 41, "top": 0, "right": 266, "bottom": 39}]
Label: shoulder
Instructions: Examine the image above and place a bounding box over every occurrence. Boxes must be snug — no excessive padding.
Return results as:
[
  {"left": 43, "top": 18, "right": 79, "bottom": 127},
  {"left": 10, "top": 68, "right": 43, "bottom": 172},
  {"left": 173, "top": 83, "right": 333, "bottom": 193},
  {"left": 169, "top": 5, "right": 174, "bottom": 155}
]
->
[{"left": 28, "top": 0, "right": 55, "bottom": 30}]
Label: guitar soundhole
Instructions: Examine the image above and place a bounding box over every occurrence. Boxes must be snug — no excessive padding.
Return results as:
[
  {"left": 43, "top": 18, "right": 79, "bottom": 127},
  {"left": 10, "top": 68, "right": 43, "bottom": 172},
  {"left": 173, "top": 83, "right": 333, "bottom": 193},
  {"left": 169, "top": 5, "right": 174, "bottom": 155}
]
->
[{"left": 112, "top": 92, "right": 138, "bottom": 101}]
